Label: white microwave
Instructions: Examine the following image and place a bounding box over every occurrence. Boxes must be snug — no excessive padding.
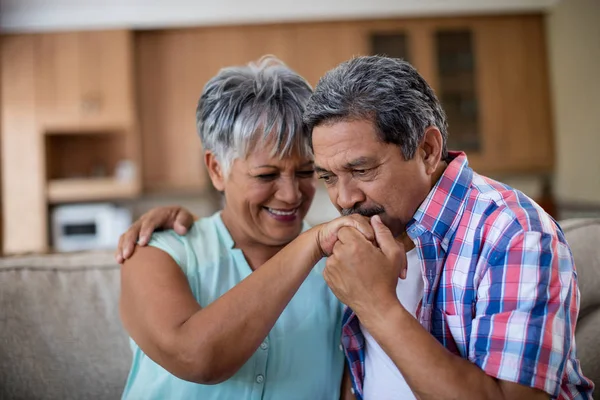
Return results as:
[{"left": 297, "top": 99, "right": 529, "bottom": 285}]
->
[{"left": 51, "top": 203, "right": 132, "bottom": 252}]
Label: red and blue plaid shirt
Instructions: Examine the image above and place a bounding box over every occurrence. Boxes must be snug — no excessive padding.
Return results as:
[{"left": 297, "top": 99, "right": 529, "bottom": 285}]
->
[{"left": 341, "top": 152, "right": 594, "bottom": 399}]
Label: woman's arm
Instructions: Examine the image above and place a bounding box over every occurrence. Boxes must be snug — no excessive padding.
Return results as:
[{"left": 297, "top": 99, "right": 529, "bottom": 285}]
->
[
  {"left": 340, "top": 364, "right": 356, "bottom": 400},
  {"left": 120, "top": 215, "right": 372, "bottom": 385}
]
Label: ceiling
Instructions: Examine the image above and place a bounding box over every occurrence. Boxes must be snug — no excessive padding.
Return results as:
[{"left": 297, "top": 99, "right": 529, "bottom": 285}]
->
[{"left": 0, "top": 0, "right": 560, "bottom": 32}]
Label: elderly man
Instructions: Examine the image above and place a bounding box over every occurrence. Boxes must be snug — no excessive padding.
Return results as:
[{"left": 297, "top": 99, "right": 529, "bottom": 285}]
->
[
  {"left": 302, "top": 55, "right": 593, "bottom": 400},
  {"left": 117, "top": 56, "right": 593, "bottom": 400}
]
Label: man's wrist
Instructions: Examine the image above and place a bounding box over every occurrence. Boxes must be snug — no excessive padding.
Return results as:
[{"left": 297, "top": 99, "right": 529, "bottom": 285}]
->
[{"left": 354, "top": 293, "right": 408, "bottom": 332}]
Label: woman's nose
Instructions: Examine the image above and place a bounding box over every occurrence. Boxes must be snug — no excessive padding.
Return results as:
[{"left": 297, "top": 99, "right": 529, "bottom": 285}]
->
[{"left": 275, "top": 177, "right": 302, "bottom": 204}]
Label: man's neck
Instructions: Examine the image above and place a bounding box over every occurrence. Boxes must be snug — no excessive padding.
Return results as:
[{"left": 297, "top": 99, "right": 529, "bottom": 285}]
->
[{"left": 431, "top": 160, "right": 448, "bottom": 189}]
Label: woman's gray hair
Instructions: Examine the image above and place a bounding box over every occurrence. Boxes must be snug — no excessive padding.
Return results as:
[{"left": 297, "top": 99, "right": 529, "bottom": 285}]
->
[
  {"left": 196, "top": 56, "right": 313, "bottom": 174},
  {"left": 303, "top": 56, "right": 448, "bottom": 160}
]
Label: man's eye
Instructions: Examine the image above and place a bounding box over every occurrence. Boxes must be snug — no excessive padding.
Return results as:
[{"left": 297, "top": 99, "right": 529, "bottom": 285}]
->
[
  {"left": 353, "top": 168, "right": 372, "bottom": 177},
  {"left": 318, "top": 175, "right": 335, "bottom": 184}
]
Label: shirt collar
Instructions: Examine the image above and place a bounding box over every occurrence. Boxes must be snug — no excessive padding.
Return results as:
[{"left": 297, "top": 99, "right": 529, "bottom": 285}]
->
[
  {"left": 214, "top": 211, "right": 235, "bottom": 249},
  {"left": 406, "top": 151, "right": 473, "bottom": 251}
]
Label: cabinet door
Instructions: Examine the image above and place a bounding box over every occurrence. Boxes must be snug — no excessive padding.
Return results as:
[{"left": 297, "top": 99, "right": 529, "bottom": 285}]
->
[
  {"left": 136, "top": 30, "right": 208, "bottom": 193},
  {"left": 136, "top": 25, "right": 300, "bottom": 193},
  {"left": 434, "top": 28, "right": 481, "bottom": 153},
  {"left": 474, "top": 16, "right": 553, "bottom": 173},
  {"left": 290, "top": 22, "right": 369, "bottom": 87},
  {"left": 35, "top": 30, "right": 134, "bottom": 131},
  {"left": 35, "top": 32, "right": 82, "bottom": 130},
  {"left": 424, "top": 16, "right": 552, "bottom": 174},
  {"left": 369, "top": 16, "right": 553, "bottom": 174},
  {"left": 1, "top": 35, "right": 48, "bottom": 253},
  {"left": 77, "top": 30, "right": 135, "bottom": 129}
]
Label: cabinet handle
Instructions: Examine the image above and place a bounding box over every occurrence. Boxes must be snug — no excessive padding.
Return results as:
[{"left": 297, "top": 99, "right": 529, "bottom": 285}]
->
[{"left": 81, "top": 96, "right": 102, "bottom": 114}]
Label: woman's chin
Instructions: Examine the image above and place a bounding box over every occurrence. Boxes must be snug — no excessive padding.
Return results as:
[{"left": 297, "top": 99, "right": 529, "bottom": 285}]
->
[{"left": 265, "top": 225, "right": 304, "bottom": 245}]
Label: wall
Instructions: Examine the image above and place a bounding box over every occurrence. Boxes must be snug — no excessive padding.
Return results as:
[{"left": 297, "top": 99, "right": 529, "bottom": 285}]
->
[
  {"left": 1, "top": 0, "right": 557, "bottom": 32},
  {"left": 547, "top": 0, "right": 600, "bottom": 206}
]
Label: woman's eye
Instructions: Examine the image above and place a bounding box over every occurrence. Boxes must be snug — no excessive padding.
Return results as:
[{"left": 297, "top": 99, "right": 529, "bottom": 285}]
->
[{"left": 257, "top": 174, "right": 277, "bottom": 181}]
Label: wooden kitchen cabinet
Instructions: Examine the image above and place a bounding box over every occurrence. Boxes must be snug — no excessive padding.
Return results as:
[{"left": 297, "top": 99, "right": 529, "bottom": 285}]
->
[
  {"left": 1, "top": 35, "right": 48, "bottom": 253},
  {"left": 136, "top": 25, "right": 299, "bottom": 193},
  {"left": 289, "top": 22, "right": 368, "bottom": 86},
  {"left": 363, "top": 15, "right": 554, "bottom": 174},
  {"left": 35, "top": 30, "right": 135, "bottom": 132},
  {"left": 1, "top": 30, "right": 140, "bottom": 254},
  {"left": 136, "top": 22, "right": 367, "bottom": 192},
  {"left": 136, "top": 15, "right": 553, "bottom": 194}
]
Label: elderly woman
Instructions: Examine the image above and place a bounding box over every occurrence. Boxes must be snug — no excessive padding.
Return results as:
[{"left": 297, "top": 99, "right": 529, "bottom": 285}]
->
[{"left": 119, "top": 57, "right": 367, "bottom": 399}]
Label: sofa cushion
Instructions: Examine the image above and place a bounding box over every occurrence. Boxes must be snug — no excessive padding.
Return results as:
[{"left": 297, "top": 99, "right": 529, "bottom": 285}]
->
[
  {"left": 0, "top": 219, "right": 598, "bottom": 398},
  {"left": 0, "top": 251, "right": 130, "bottom": 400},
  {"left": 561, "top": 218, "right": 600, "bottom": 392}
]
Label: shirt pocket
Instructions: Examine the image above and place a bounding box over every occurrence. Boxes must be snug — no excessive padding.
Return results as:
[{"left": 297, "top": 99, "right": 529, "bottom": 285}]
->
[{"left": 440, "top": 311, "right": 470, "bottom": 358}]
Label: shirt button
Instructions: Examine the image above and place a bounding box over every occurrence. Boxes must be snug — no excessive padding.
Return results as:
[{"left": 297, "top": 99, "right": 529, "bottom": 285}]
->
[
  {"left": 339, "top": 344, "right": 343, "bottom": 352},
  {"left": 260, "top": 342, "right": 269, "bottom": 350},
  {"left": 256, "top": 374, "right": 264, "bottom": 384},
  {"left": 351, "top": 388, "right": 355, "bottom": 395}
]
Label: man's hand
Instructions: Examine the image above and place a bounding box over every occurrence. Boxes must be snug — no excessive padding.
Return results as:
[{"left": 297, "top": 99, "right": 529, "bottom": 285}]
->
[
  {"left": 115, "top": 206, "right": 196, "bottom": 263},
  {"left": 324, "top": 215, "right": 407, "bottom": 317}
]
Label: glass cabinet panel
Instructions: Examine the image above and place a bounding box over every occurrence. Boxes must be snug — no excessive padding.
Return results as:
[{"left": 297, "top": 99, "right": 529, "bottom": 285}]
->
[
  {"left": 371, "top": 33, "right": 410, "bottom": 62},
  {"left": 435, "top": 30, "right": 480, "bottom": 152}
]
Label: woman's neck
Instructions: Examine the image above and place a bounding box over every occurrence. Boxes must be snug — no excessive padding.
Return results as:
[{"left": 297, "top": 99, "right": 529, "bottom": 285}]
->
[{"left": 220, "top": 211, "right": 287, "bottom": 271}]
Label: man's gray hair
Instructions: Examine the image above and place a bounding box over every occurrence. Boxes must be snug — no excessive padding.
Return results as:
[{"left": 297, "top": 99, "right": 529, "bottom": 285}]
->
[
  {"left": 197, "top": 56, "right": 313, "bottom": 173},
  {"left": 304, "top": 56, "right": 448, "bottom": 160}
]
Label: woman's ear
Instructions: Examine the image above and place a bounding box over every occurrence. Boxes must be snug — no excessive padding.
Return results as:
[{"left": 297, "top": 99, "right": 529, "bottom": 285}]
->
[
  {"left": 419, "top": 126, "right": 444, "bottom": 175},
  {"left": 204, "top": 151, "right": 226, "bottom": 191}
]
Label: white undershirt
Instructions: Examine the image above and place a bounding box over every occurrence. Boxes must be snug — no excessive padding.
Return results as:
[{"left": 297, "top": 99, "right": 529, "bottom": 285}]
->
[{"left": 360, "top": 248, "right": 424, "bottom": 400}]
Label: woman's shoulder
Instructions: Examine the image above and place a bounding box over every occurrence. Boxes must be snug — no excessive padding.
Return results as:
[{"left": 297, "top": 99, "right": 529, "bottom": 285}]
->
[{"left": 147, "top": 213, "right": 228, "bottom": 268}]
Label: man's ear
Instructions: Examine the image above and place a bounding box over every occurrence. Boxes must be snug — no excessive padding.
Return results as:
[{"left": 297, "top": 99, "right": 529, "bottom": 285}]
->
[
  {"left": 419, "top": 126, "right": 444, "bottom": 175},
  {"left": 204, "top": 151, "right": 226, "bottom": 191}
]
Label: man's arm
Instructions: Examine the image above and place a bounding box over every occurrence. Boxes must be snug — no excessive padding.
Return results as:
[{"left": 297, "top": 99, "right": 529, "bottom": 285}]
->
[
  {"left": 361, "top": 300, "right": 549, "bottom": 400},
  {"left": 325, "top": 217, "right": 558, "bottom": 400}
]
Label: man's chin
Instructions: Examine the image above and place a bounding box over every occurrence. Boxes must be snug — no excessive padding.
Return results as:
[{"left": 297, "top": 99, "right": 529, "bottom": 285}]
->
[{"left": 379, "top": 217, "right": 404, "bottom": 236}]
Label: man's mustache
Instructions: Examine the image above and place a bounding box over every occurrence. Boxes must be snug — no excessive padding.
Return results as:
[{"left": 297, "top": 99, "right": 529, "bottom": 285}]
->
[{"left": 341, "top": 205, "right": 385, "bottom": 218}]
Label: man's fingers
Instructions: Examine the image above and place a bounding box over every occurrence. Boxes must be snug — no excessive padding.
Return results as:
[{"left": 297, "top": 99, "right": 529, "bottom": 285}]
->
[
  {"left": 399, "top": 262, "right": 407, "bottom": 280},
  {"left": 337, "top": 226, "right": 369, "bottom": 244},
  {"left": 332, "top": 239, "right": 344, "bottom": 255},
  {"left": 115, "top": 233, "right": 126, "bottom": 264},
  {"left": 119, "top": 222, "right": 144, "bottom": 259},
  {"left": 137, "top": 219, "right": 158, "bottom": 246},
  {"left": 173, "top": 209, "right": 194, "bottom": 235},
  {"left": 348, "top": 216, "right": 375, "bottom": 242},
  {"left": 371, "top": 215, "right": 400, "bottom": 258}
]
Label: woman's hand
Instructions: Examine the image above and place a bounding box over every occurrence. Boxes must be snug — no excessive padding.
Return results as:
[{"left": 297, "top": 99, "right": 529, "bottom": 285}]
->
[
  {"left": 115, "top": 206, "right": 196, "bottom": 263},
  {"left": 315, "top": 214, "right": 375, "bottom": 257}
]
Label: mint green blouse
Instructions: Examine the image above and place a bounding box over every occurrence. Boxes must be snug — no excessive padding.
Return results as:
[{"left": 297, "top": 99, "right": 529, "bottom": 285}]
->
[{"left": 122, "top": 212, "right": 345, "bottom": 400}]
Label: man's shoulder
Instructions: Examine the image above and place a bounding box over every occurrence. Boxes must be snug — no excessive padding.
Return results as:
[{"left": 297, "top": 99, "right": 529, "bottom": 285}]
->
[{"left": 465, "top": 172, "right": 560, "bottom": 240}]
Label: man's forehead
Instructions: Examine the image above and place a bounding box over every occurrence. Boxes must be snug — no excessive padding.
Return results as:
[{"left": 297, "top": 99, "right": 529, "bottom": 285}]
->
[{"left": 314, "top": 150, "right": 377, "bottom": 171}]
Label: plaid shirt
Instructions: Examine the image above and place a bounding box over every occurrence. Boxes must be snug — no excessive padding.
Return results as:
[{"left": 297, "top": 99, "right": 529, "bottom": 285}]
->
[{"left": 341, "top": 152, "right": 594, "bottom": 400}]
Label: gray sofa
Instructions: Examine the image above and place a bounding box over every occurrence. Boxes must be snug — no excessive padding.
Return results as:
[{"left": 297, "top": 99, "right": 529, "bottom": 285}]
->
[{"left": 1, "top": 220, "right": 599, "bottom": 399}]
